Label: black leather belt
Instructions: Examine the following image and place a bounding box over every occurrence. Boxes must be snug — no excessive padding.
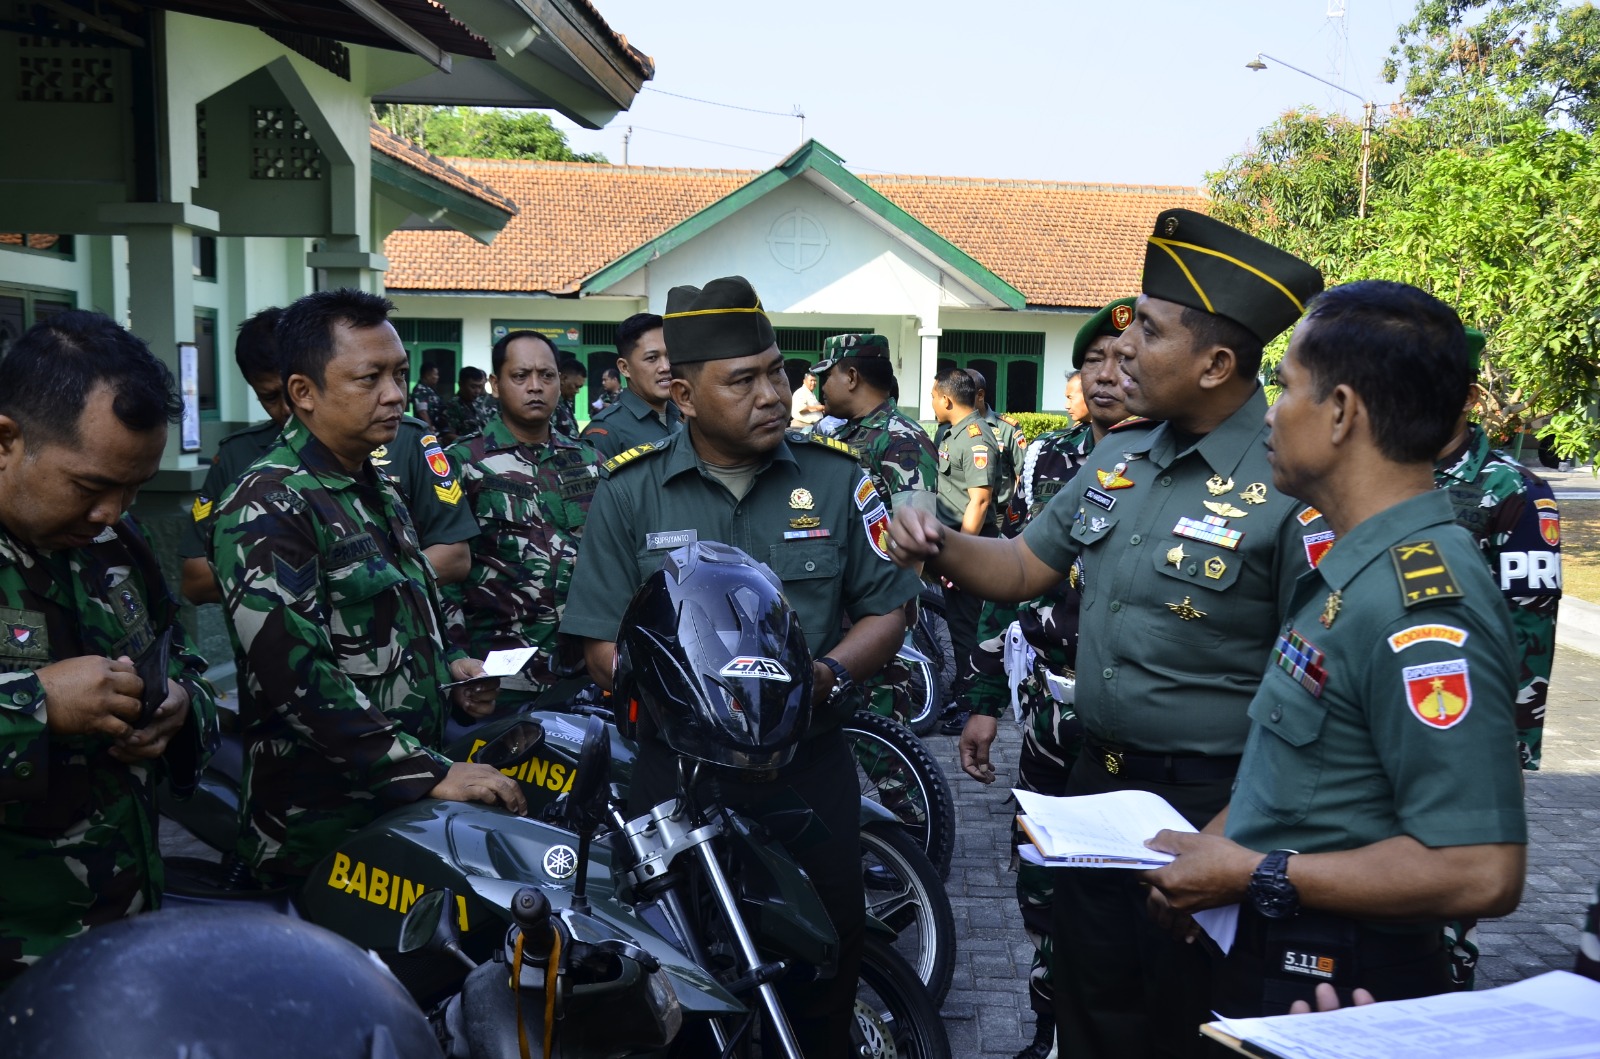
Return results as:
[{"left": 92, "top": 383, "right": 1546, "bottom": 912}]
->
[{"left": 1081, "top": 738, "right": 1240, "bottom": 784}]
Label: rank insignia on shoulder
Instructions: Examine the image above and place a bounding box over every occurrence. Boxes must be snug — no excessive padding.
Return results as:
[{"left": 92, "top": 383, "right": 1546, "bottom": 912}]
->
[
  {"left": 1106, "top": 416, "right": 1151, "bottom": 434},
  {"left": 434, "top": 480, "right": 462, "bottom": 505},
  {"left": 602, "top": 442, "right": 661, "bottom": 474},
  {"left": 1296, "top": 506, "right": 1324, "bottom": 526},
  {"left": 191, "top": 496, "right": 212, "bottom": 522},
  {"left": 966, "top": 423, "right": 983, "bottom": 438},
  {"left": 1390, "top": 540, "right": 1463, "bottom": 608},
  {"left": 806, "top": 433, "right": 855, "bottom": 457}
]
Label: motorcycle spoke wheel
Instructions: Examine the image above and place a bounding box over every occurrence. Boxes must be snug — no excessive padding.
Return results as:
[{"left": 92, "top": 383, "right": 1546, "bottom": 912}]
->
[
  {"left": 844, "top": 712, "right": 956, "bottom": 879},
  {"left": 861, "top": 822, "right": 955, "bottom": 1003},
  {"left": 854, "top": 934, "right": 951, "bottom": 1059}
]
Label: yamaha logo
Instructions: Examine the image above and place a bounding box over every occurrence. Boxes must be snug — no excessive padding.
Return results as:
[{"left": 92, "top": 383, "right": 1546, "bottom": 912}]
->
[
  {"left": 543, "top": 844, "right": 578, "bottom": 881},
  {"left": 718, "top": 657, "right": 791, "bottom": 681}
]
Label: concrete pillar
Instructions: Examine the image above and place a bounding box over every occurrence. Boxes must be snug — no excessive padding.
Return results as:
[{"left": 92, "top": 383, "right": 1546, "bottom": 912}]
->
[
  {"left": 307, "top": 235, "right": 387, "bottom": 293},
  {"left": 918, "top": 323, "right": 942, "bottom": 422},
  {"left": 99, "top": 202, "right": 220, "bottom": 476}
]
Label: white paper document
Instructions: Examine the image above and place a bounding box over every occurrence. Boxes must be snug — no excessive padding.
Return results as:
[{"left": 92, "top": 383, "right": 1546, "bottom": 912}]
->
[
  {"left": 481, "top": 646, "right": 538, "bottom": 677},
  {"left": 1207, "top": 970, "right": 1600, "bottom": 1059},
  {"left": 1012, "top": 789, "right": 1239, "bottom": 954}
]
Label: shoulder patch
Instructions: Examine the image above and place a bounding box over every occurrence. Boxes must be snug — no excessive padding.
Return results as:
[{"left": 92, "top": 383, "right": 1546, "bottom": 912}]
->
[
  {"left": 1105, "top": 415, "right": 1153, "bottom": 434},
  {"left": 1296, "top": 506, "right": 1324, "bottom": 526},
  {"left": 602, "top": 442, "right": 663, "bottom": 474},
  {"left": 1388, "top": 624, "right": 1469, "bottom": 652},
  {"left": 262, "top": 489, "right": 308, "bottom": 513},
  {"left": 191, "top": 496, "right": 213, "bottom": 522},
  {"left": 805, "top": 433, "right": 857, "bottom": 458},
  {"left": 1390, "top": 540, "right": 1463, "bottom": 608}
]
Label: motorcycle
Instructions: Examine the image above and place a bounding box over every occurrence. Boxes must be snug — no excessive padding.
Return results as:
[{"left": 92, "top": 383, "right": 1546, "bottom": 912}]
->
[{"left": 166, "top": 714, "right": 949, "bottom": 1057}]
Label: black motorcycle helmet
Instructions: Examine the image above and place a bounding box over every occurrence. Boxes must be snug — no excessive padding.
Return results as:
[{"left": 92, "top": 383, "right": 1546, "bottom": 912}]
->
[
  {"left": 0, "top": 907, "right": 442, "bottom": 1059},
  {"left": 614, "top": 541, "right": 813, "bottom": 772}
]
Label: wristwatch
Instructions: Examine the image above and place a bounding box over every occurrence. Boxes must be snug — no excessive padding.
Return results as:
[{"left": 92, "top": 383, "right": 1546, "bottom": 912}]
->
[
  {"left": 1247, "top": 849, "right": 1300, "bottom": 919},
  {"left": 818, "top": 657, "right": 853, "bottom": 706}
]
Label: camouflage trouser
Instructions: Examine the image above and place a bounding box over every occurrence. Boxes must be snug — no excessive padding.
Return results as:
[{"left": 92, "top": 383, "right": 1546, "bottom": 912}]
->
[
  {"left": 1578, "top": 878, "right": 1600, "bottom": 982},
  {"left": 1010, "top": 674, "right": 1084, "bottom": 1019},
  {"left": 1443, "top": 919, "right": 1479, "bottom": 989}
]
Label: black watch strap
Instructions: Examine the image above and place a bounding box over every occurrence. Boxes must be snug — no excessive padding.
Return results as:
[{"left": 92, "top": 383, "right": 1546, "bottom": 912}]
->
[
  {"left": 818, "top": 657, "right": 852, "bottom": 696},
  {"left": 1248, "top": 848, "right": 1300, "bottom": 920}
]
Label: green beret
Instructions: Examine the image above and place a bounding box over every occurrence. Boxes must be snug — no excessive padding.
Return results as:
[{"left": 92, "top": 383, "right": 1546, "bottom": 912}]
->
[
  {"left": 812, "top": 333, "right": 889, "bottom": 375},
  {"left": 662, "top": 276, "right": 777, "bottom": 364},
  {"left": 1464, "top": 327, "right": 1486, "bottom": 374},
  {"left": 1142, "top": 209, "right": 1323, "bottom": 344},
  {"left": 1072, "top": 297, "right": 1136, "bottom": 369}
]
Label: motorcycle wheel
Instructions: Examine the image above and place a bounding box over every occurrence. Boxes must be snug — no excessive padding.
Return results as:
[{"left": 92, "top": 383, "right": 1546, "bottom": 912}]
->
[
  {"left": 843, "top": 711, "right": 956, "bottom": 880},
  {"left": 861, "top": 821, "right": 955, "bottom": 1003},
  {"left": 855, "top": 934, "right": 953, "bottom": 1059},
  {"left": 905, "top": 605, "right": 954, "bottom": 736}
]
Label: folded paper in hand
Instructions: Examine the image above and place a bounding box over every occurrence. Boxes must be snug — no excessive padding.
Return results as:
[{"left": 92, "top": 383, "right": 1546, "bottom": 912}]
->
[{"left": 1013, "top": 788, "right": 1239, "bottom": 954}]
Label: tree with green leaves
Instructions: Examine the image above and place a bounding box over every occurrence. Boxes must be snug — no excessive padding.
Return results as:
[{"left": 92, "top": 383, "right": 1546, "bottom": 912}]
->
[
  {"left": 1386, "top": 1, "right": 1600, "bottom": 133},
  {"left": 371, "top": 104, "right": 607, "bottom": 163}
]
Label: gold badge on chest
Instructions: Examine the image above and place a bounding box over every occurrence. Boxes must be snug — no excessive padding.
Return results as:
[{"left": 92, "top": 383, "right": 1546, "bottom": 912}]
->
[
  {"left": 1205, "top": 475, "right": 1234, "bottom": 496},
  {"left": 789, "top": 489, "right": 815, "bottom": 510}
]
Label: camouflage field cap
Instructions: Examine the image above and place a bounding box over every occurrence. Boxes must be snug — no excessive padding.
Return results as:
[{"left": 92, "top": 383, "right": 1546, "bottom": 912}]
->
[
  {"left": 662, "top": 276, "right": 777, "bottom": 364},
  {"left": 1141, "top": 208, "right": 1323, "bottom": 344},
  {"left": 1072, "top": 296, "right": 1137, "bottom": 369},
  {"left": 811, "top": 333, "right": 889, "bottom": 375},
  {"left": 1464, "top": 327, "right": 1486, "bottom": 374}
]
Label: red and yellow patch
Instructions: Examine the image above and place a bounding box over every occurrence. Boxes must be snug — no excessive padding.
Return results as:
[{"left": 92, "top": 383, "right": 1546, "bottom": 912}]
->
[
  {"left": 972, "top": 446, "right": 989, "bottom": 470},
  {"left": 1111, "top": 303, "right": 1134, "bottom": 331},
  {"left": 422, "top": 439, "right": 452, "bottom": 478},
  {"left": 1402, "top": 659, "right": 1472, "bottom": 729},
  {"left": 854, "top": 476, "right": 877, "bottom": 510},
  {"left": 863, "top": 506, "right": 892, "bottom": 560},
  {"left": 1303, "top": 530, "right": 1336, "bottom": 569},
  {"left": 1296, "top": 506, "right": 1323, "bottom": 526},
  {"left": 1387, "top": 624, "right": 1468, "bottom": 652},
  {"left": 1536, "top": 498, "right": 1560, "bottom": 546}
]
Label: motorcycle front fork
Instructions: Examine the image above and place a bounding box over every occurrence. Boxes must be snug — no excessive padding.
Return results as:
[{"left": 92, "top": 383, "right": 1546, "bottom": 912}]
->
[{"left": 618, "top": 799, "right": 806, "bottom": 1059}]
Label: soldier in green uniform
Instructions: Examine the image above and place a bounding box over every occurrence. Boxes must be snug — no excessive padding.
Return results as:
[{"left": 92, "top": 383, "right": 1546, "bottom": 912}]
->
[
  {"left": 590, "top": 367, "right": 622, "bottom": 414},
  {"left": 211, "top": 289, "right": 524, "bottom": 884},
  {"left": 887, "top": 209, "right": 1323, "bottom": 1059},
  {"left": 363, "top": 418, "right": 478, "bottom": 585},
  {"left": 969, "top": 367, "right": 1025, "bottom": 512},
  {"left": 409, "top": 362, "right": 443, "bottom": 428},
  {"left": 438, "top": 366, "right": 496, "bottom": 443},
  {"left": 1146, "top": 280, "right": 1527, "bottom": 1017},
  {"left": 444, "top": 331, "right": 599, "bottom": 707},
  {"left": 561, "top": 276, "right": 921, "bottom": 1058},
  {"left": 956, "top": 296, "right": 1135, "bottom": 1059},
  {"left": 0, "top": 311, "right": 220, "bottom": 984},
  {"left": 581, "top": 312, "right": 681, "bottom": 460},
  {"left": 179, "top": 308, "right": 288, "bottom": 605},
  {"left": 553, "top": 355, "right": 586, "bottom": 437},
  {"left": 810, "top": 333, "right": 937, "bottom": 510}
]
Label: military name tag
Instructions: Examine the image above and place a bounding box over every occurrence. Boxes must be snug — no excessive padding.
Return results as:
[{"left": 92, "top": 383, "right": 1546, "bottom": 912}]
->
[
  {"left": 647, "top": 529, "right": 697, "bottom": 551},
  {"left": 327, "top": 533, "right": 381, "bottom": 567},
  {"left": 1083, "top": 486, "right": 1116, "bottom": 512}
]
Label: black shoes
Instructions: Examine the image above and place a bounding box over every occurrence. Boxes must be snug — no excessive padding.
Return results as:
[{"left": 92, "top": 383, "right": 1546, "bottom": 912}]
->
[
  {"left": 938, "top": 707, "right": 970, "bottom": 736},
  {"left": 1015, "top": 1015, "right": 1056, "bottom": 1059}
]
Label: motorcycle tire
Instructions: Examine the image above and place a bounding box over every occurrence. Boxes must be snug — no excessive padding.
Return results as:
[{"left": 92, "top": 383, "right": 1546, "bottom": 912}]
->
[
  {"left": 843, "top": 711, "right": 956, "bottom": 880},
  {"left": 860, "top": 821, "right": 955, "bottom": 1004},
  {"left": 855, "top": 933, "right": 953, "bottom": 1059},
  {"left": 906, "top": 604, "right": 954, "bottom": 736}
]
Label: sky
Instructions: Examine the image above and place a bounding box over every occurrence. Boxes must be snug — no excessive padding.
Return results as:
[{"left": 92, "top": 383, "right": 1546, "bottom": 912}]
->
[{"left": 553, "top": 0, "right": 1417, "bottom": 187}]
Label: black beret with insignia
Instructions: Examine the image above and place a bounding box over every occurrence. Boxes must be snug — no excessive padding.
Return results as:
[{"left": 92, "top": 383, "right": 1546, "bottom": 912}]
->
[
  {"left": 1142, "top": 209, "right": 1323, "bottom": 344},
  {"left": 662, "top": 275, "right": 778, "bottom": 365}
]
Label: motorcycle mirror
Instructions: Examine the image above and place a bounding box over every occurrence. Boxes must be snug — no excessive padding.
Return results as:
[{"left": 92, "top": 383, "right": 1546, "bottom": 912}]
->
[
  {"left": 397, "top": 889, "right": 476, "bottom": 971},
  {"left": 474, "top": 720, "right": 545, "bottom": 771},
  {"left": 564, "top": 715, "right": 611, "bottom": 832}
]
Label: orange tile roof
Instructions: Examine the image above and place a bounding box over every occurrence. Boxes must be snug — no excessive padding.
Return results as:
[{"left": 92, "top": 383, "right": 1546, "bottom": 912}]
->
[
  {"left": 382, "top": 159, "right": 1205, "bottom": 308},
  {"left": 370, "top": 125, "right": 519, "bottom": 217}
]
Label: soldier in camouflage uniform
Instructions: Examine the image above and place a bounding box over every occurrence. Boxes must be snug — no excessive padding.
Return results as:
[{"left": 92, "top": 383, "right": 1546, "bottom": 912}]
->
[
  {"left": 1433, "top": 327, "right": 1562, "bottom": 989},
  {"left": 211, "top": 289, "right": 524, "bottom": 883},
  {"left": 409, "top": 362, "right": 443, "bottom": 428},
  {"left": 444, "top": 331, "right": 600, "bottom": 708},
  {"left": 179, "top": 308, "right": 288, "bottom": 605},
  {"left": 959, "top": 297, "right": 1136, "bottom": 1059},
  {"left": 811, "top": 333, "right": 938, "bottom": 723},
  {"left": 811, "top": 334, "right": 937, "bottom": 510},
  {"left": 0, "top": 312, "right": 220, "bottom": 984},
  {"left": 553, "top": 355, "right": 587, "bottom": 438},
  {"left": 438, "top": 366, "right": 497, "bottom": 443}
]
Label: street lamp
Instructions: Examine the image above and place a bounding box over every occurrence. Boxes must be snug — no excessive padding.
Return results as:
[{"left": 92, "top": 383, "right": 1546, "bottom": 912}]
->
[{"left": 1247, "top": 52, "right": 1376, "bottom": 219}]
